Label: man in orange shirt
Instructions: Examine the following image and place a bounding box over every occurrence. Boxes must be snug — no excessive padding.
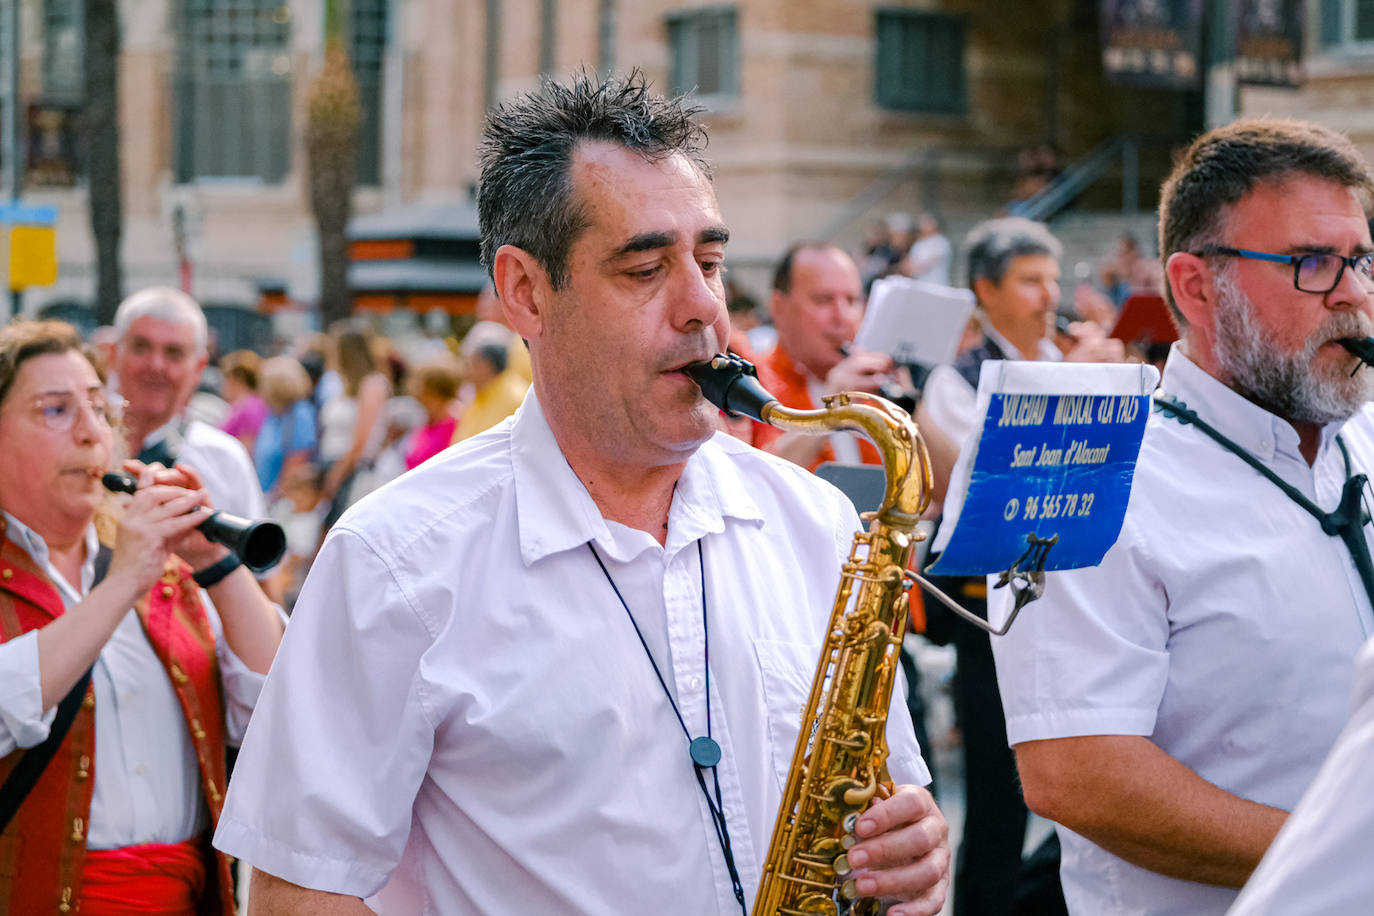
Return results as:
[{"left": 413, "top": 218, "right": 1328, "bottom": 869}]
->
[
  {"left": 754, "top": 244, "right": 898, "bottom": 469},
  {"left": 755, "top": 243, "right": 953, "bottom": 499}
]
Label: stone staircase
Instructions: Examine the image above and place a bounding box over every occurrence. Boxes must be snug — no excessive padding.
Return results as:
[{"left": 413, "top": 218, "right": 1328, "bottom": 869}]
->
[{"left": 1047, "top": 209, "right": 1161, "bottom": 310}]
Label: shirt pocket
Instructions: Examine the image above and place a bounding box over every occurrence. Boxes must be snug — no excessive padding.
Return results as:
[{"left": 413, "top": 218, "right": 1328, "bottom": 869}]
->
[{"left": 753, "top": 638, "right": 823, "bottom": 796}]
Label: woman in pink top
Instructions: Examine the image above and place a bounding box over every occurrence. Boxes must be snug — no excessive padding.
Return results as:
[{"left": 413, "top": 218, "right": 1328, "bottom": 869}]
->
[
  {"left": 219, "top": 350, "right": 268, "bottom": 454},
  {"left": 405, "top": 355, "right": 462, "bottom": 470}
]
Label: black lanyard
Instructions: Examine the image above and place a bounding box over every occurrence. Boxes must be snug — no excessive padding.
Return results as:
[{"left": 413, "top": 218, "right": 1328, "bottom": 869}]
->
[
  {"left": 588, "top": 539, "right": 748, "bottom": 913},
  {"left": 1154, "top": 395, "right": 1374, "bottom": 611}
]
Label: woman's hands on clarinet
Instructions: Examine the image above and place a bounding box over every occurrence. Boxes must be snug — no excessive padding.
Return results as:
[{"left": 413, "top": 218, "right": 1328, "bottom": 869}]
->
[
  {"left": 109, "top": 459, "right": 284, "bottom": 675},
  {"left": 105, "top": 460, "right": 227, "bottom": 597}
]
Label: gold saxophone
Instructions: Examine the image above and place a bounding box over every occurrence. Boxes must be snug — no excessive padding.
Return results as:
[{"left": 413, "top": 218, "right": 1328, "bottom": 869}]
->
[{"left": 686, "top": 354, "right": 932, "bottom": 916}]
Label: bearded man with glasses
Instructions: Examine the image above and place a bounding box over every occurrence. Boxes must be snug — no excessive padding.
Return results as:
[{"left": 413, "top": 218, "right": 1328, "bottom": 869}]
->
[{"left": 985, "top": 119, "right": 1374, "bottom": 916}]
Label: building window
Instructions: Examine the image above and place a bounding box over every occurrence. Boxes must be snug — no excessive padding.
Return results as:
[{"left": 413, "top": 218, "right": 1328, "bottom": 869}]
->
[
  {"left": 43, "top": 0, "right": 84, "bottom": 103},
  {"left": 174, "top": 0, "right": 293, "bottom": 183},
  {"left": 1320, "top": 0, "right": 1374, "bottom": 48},
  {"left": 667, "top": 7, "right": 738, "bottom": 99},
  {"left": 350, "top": 0, "right": 388, "bottom": 186},
  {"left": 30, "top": 0, "right": 86, "bottom": 187},
  {"left": 874, "top": 9, "right": 967, "bottom": 115}
]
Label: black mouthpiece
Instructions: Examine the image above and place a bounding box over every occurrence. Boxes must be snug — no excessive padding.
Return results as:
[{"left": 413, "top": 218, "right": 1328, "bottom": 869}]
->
[
  {"left": 683, "top": 354, "right": 777, "bottom": 423},
  {"left": 101, "top": 472, "right": 137, "bottom": 495},
  {"left": 1339, "top": 337, "right": 1374, "bottom": 368}
]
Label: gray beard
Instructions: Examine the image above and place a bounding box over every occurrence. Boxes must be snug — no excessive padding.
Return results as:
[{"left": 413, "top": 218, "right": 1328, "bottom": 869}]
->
[{"left": 1212, "top": 267, "right": 1374, "bottom": 425}]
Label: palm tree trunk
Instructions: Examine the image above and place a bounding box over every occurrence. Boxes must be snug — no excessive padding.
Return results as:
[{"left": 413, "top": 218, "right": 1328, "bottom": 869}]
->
[
  {"left": 84, "top": 0, "right": 122, "bottom": 325},
  {"left": 309, "top": 0, "right": 359, "bottom": 329}
]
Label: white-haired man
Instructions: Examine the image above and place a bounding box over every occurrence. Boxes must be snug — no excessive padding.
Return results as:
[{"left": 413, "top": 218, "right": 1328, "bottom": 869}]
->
[{"left": 111, "top": 287, "right": 267, "bottom": 525}]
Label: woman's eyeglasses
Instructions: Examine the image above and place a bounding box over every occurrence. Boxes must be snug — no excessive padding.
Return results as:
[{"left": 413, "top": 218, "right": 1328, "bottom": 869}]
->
[{"left": 30, "top": 391, "right": 124, "bottom": 431}]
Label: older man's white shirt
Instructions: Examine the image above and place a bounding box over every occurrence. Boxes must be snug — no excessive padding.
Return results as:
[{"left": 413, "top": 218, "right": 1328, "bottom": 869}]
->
[{"left": 988, "top": 347, "right": 1374, "bottom": 915}]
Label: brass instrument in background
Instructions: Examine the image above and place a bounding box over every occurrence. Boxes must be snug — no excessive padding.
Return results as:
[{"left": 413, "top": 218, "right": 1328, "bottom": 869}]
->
[{"left": 686, "top": 355, "right": 933, "bottom": 916}]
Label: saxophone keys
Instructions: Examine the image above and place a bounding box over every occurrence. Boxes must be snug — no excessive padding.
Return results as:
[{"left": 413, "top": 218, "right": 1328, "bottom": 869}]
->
[
  {"left": 843, "top": 811, "right": 860, "bottom": 834},
  {"left": 840, "top": 878, "right": 861, "bottom": 901},
  {"left": 832, "top": 852, "right": 852, "bottom": 877}
]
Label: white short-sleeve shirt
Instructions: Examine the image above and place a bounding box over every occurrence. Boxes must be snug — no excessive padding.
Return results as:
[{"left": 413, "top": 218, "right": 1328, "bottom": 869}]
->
[
  {"left": 214, "top": 391, "right": 928, "bottom": 915},
  {"left": 1228, "top": 636, "right": 1374, "bottom": 914},
  {"left": 989, "top": 346, "right": 1374, "bottom": 915}
]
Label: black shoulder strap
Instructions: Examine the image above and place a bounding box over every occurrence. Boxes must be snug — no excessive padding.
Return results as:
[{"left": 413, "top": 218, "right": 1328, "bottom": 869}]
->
[
  {"left": 953, "top": 335, "right": 1007, "bottom": 389},
  {"left": 0, "top": 544, "right": 113, "bottom": 833},
  {"left": 1154, "top": 395, "right": 1374, "bottom": 610}
]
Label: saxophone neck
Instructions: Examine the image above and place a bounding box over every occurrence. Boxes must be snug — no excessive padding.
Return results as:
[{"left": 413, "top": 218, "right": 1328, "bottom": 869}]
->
[
  {"left": 685, "top": 354, "right": 931, "bottom": 524},
  {"left": 767, "top": 393, "right": 931, "bottom": 524}
]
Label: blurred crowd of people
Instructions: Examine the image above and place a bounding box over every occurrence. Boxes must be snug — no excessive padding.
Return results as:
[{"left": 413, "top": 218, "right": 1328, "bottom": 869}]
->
[{"left": 80, "top": 289, "right": 533, "bottom": 613}]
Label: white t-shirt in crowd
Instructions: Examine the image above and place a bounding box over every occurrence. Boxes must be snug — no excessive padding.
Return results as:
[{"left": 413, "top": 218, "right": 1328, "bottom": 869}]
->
[
  {"left": 906, "top": 233, "right": 952, "bottom": 286},
  {"left": 1228, "top": 636, "right": 1374, "bottom": 915}
]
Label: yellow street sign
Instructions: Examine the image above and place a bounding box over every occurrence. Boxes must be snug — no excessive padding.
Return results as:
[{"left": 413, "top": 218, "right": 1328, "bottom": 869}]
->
[{"left": 9, "top": 225, "right": 57, "bottom": 290}]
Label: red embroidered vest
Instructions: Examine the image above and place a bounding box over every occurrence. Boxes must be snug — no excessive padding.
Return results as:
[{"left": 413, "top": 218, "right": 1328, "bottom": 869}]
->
[{"left": 0, "top": 531, "right": 236, "bottom": 915}]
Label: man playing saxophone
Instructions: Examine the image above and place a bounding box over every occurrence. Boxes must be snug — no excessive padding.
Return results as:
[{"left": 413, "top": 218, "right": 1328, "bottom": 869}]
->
[{"left": 213, "top": 70, "right": 950, "bottom": 915}]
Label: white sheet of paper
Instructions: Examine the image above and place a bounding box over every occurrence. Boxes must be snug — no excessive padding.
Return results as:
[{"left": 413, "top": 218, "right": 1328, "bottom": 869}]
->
[{"left": 854, "top": 276, "right": 976, "bottom": 366}]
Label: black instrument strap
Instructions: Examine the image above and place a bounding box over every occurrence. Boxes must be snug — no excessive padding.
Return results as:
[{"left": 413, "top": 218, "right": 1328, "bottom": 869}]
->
[
  {"left": 0, "top": 544, "right": 112, "bottom": 833},
  {"left": 1154, "top": 396, "right": 1374, "bottom": 611},
  {"left": 588, "top": 540, "right": 748, "bottom": 914},
  {"left": 136, "top": 436, "right": 178, "bottom": 469}
]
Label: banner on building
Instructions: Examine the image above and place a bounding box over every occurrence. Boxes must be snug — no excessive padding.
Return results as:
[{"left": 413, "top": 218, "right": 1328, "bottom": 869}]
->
[
  {"left": 1235, "top": 0, "right": 1304, "bottom": 87},
  {"left": 26, "top": 104, "right": 83, "bottom": 188},
  {"left": 1101, "top": 0, "right": 1204, "bottom": 89}
]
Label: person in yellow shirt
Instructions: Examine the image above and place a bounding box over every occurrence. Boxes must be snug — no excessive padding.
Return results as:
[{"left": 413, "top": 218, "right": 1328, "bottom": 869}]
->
[
  {"left": 472, "top": 283, "right": 533, "bottom": 384},
  {"left": 451, "top": 341, "right": 529, "bottom": 444}
]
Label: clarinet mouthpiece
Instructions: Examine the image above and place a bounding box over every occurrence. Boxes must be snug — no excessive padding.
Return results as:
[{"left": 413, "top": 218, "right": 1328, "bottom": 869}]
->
[{"left": 101, "top": 472, "right": 138, "bottom": 495}]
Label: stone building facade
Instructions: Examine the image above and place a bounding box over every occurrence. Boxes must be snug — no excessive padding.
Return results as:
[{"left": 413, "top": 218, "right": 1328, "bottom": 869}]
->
[{"left": 13, "top": 0, "right": 1201, "bottom": 330}]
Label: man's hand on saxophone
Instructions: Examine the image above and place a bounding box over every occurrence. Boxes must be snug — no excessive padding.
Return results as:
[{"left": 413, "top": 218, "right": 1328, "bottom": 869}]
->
[{"left": 845, "top": 784, "right": 952, "bottom": 916}]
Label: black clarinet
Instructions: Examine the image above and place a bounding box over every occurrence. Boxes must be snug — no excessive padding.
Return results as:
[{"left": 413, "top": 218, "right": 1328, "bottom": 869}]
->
[{"left": 101, "top": 473, "right": 287, "bottom": 572}]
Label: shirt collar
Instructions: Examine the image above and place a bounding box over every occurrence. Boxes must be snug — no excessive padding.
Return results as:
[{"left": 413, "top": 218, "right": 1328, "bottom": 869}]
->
[
  {"left": 1, "top": 510, "right": 98, "bottom": 598},
  {"left": 141, "top": 414, "right": 188, "bottom": 452},
  {"left": 511, "top": 390, "right": 763, "bottom": 567},
  {"left": 1159, "top": 344, "right": 1346, "bottom": 464},
  {"left": 984, "top": 325, "right": 1062, "bottom": 363}
]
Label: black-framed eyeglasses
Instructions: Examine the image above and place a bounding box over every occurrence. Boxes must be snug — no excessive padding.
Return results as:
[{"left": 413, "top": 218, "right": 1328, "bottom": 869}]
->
[{"left": 1193, "top": 245, "right": 1374, "bottom": 294}]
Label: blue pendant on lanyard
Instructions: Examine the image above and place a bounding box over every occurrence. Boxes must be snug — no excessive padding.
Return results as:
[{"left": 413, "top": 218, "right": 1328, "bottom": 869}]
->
[{"left": 690, "top": 735, "right": 722, "bottom": 768}]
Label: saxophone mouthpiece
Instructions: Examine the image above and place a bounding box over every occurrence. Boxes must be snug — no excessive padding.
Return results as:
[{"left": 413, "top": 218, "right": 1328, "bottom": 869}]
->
[
  {"left": 1339, "top": 336, "right": 1374, "bottom": 370},
  {"left": 683, "top": 354, "right": 777, "bottom": 423}
]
